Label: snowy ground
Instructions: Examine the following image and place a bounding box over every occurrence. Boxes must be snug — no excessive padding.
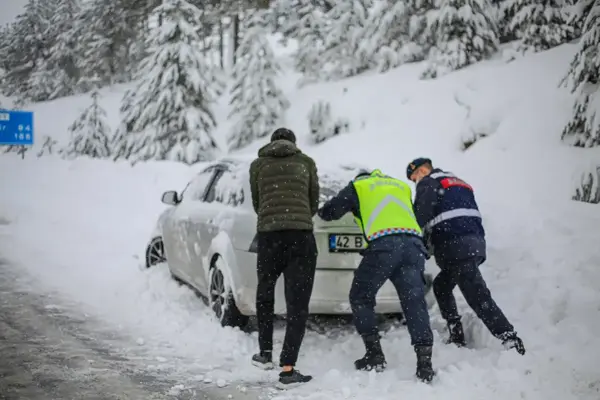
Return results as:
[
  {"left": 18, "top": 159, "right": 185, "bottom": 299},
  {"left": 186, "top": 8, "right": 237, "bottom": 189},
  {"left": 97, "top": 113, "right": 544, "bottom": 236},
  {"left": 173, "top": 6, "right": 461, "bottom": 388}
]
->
[
  {"left": 0, "top": 250, "right": 263, "bottom": 399},
  {"left": 2, "top": 43, "right": 600, "bottom": 399}
]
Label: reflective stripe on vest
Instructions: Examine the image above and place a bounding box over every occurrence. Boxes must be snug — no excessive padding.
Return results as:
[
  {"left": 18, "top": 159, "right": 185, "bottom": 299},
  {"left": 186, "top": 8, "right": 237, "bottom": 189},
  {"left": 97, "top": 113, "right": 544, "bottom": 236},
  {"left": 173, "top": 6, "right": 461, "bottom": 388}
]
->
[
  {"left": 352, "top": 170, "right": 422, "bottom": 242},
  {"left": 424, "top": 208, "right": 482, "bottom": 231}
]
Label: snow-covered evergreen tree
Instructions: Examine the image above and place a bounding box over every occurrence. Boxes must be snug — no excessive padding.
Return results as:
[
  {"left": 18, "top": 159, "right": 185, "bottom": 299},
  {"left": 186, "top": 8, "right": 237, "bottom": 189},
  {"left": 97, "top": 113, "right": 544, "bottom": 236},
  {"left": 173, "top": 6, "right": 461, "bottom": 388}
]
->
[
  {"left": 76, "top": 0, "right": 139, "bottom": 87},
  {"left": 3, "top": 145, "right": 30, "bottom": 159},
  {"left": 495, "top": 0, "right": 520, "bottom": 42},
  {"left": 1, "top": 0, "right": 56, "bottom": 100},
  {"left": 308, "top": 100, "right": 350, "bottom": 144},
  {"left": 573, "top": 165, "right": 600, "bottom": 203},
  {"left": 292, "top": 1, "right": 329, "bottom": 86},
  {"left": 29, "top": 0, "right": 82, "bottom": 100},
  {"left": 63, "top": 89, "right": 112, "bottom": 159},
  {"left": 112, "top": 0, "right": 224, "bottom": 164},
  {"left": 422, "top": 0, "right": 499, "bottom": 79},
  {"left": 227, "top": 10, "right": 290, "bottom": 151},
  {"left": 37, "top": 135, "right": 59, "bottom": 157},
  {"left": 560, "top": 0, "right": 600, "bottom": 148},
  {"left": 408, "top": 0, "right": 440, "bottom": 61},
  {"left": 359, "top": 1, "right": 420, "bottom": 72},
  {"left": 318, "top": 0, "right": 373, "bottom": 80},
  {"left": 509, "top": 0, "right": 575, "bottom": 54},
  {"left": 566, "top": 0, "right": 595, "bottom": 40}
]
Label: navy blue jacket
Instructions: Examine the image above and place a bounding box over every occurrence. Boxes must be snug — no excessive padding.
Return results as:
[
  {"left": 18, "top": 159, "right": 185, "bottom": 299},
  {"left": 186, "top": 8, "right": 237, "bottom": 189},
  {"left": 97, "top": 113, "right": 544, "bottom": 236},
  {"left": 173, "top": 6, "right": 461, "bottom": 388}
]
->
[
  {"left": 414, "top": 168, "right": 486, "bottom": 265},
  {"left": 318, "top": 182, "right": 361, "bottom": 223}
]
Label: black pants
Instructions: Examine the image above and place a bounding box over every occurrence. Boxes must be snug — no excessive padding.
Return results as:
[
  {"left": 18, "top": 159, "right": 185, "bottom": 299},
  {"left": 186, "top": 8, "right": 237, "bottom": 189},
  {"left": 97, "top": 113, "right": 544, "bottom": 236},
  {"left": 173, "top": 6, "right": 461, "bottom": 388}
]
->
[
  {"left": 256, "top": 230, "right": 317, "bottom": 367},
  {"left": 433, "top": 256, "right": 514, "bottom": 337}
]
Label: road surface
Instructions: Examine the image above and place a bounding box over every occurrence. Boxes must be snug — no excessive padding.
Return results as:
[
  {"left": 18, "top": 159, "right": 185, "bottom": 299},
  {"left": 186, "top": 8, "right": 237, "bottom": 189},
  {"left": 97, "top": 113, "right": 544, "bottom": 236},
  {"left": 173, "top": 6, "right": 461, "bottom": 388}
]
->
[{"left": 0, "top": 258, "right": 265, "bottom": 400}]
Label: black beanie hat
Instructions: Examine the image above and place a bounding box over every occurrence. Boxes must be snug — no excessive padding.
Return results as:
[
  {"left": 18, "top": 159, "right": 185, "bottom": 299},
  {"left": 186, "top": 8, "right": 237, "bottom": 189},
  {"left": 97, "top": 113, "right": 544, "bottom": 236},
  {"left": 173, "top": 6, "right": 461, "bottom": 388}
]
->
[{"left": 271, "top": 127, "right": 296, "bottom": 143}]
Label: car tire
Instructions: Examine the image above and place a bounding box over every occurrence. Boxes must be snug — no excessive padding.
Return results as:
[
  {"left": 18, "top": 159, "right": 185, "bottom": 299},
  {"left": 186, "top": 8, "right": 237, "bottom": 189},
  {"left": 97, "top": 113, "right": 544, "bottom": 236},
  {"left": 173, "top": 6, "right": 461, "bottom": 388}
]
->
[
  {"left": 145, "top": 237, "right": 166, "bottom": 268},
  {"left": 208, "top": 256, "right": 249, "bottom": 329}
]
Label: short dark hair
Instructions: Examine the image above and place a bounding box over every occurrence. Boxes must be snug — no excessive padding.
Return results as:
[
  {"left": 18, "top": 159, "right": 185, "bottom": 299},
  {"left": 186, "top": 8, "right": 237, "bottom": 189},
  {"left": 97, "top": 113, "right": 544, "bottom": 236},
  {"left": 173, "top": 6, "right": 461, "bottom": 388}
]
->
[{"left": 271, "top": 128, "right": 296, "bottom": 143}]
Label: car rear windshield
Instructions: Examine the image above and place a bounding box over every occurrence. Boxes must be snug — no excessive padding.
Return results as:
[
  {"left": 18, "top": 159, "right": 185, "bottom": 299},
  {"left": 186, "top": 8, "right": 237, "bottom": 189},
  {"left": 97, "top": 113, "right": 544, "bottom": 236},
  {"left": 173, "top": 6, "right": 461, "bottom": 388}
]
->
[{"left": 318, "top": 166, "right": 361, "bottom": 206}]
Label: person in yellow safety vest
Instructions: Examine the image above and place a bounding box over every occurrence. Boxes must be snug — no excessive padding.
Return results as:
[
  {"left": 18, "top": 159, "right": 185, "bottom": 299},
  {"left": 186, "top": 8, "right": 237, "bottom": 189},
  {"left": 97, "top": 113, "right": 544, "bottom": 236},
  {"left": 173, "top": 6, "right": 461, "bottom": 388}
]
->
[{"left": 318, "top": 169, "right": 435, "bottom": 383}]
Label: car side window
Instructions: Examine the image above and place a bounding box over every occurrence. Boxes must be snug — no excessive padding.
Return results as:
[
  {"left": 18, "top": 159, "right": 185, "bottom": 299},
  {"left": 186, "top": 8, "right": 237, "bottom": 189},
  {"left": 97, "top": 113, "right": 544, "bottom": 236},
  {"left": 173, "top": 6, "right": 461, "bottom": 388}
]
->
[
  {"left": 205, "top": 166, "right": 245, "bottom": 207},
  {"left": 181, "top": 167, "right": 218, "bottom": 201}
]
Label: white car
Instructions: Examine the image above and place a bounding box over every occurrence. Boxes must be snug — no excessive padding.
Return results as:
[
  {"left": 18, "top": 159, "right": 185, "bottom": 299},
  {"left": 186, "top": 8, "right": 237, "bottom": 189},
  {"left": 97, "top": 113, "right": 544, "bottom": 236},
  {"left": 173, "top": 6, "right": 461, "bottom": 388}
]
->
[{"left": 145, "top": 157, "right": 434, "bottom": 328}]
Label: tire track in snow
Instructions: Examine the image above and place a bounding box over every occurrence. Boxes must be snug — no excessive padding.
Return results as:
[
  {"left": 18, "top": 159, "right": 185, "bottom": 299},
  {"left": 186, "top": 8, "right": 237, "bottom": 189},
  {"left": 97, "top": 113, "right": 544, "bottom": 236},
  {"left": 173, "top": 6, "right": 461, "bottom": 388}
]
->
[{"left": 0, "top": 258, "right": 266, "bottom": 400}]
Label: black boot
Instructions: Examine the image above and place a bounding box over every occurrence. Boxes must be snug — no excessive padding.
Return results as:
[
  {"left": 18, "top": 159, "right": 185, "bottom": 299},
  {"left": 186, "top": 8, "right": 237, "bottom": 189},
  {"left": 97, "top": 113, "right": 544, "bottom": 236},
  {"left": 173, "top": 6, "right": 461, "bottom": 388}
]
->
[
  {"left": 414, "top": 346, "right": 435, "bottom": 383},
  {"left": 354, "top": 335, "right": 387, "bottom": 372},
  {"left": 499, "top": 331, "right": 526, "bottom": 355},
  {"left": 446, "top": 319, "right": 466, "bottom": 347}
]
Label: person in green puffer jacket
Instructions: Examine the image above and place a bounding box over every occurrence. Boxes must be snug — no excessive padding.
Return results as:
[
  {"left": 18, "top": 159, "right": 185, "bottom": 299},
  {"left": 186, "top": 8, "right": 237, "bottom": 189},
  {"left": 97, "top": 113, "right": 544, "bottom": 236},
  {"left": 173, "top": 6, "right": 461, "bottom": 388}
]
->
[{"left": 249, "top": 128, "right": 319, "bottom": 388}]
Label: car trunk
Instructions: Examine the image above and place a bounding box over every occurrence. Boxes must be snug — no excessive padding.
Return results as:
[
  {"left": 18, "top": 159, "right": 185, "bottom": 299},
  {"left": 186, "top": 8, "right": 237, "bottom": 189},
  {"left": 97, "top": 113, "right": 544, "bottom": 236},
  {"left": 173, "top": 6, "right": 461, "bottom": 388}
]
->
[{"left": 314, "top": 214, "right": 364, "bottom": 270}]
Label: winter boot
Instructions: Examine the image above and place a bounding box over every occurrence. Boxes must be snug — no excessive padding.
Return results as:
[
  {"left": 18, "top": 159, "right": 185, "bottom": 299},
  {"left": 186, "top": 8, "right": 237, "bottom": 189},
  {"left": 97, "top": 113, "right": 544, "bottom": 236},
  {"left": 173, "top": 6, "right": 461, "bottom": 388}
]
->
[
  {"left": 414, "top": 346, "right": 435, "bottom": 383},
  {"left": 354, "top": 334, "right": 387, "bottom": 372},
  {"left": 251, "top": 351, "right": 274, "bottom": 370},
  {"left": 499, "top": 331, "right": 526, "bottom": 355},
  {"left": 277, "top": 369, "right": 312, "bottom": 389},
  {"left": 446, "top": 319, "right": 466, "bottom": 347}
]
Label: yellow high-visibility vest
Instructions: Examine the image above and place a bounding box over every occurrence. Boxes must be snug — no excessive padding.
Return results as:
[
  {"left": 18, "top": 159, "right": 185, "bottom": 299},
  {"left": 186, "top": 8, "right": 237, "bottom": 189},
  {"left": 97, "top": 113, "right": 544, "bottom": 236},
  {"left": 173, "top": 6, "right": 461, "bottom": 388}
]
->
[{"left": 352, "top": 170, "right": 422, "bottom": 242}]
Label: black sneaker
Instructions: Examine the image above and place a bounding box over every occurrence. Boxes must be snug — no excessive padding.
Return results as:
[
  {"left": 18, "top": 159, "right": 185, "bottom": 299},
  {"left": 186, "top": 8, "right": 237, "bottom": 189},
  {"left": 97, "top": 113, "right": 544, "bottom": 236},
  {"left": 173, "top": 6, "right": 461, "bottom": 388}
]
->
[
  {"left": 251, "top": 352, "right": 274, "bottom": 370},
  {"left": 499, "top": 332, "right": 526, "bottom": 355},
  {"left": 446, "top": 319, "right": 466, "bottom": 347},
  {"left": 277, "top": 369, "right": 312, "bottom": 389}
]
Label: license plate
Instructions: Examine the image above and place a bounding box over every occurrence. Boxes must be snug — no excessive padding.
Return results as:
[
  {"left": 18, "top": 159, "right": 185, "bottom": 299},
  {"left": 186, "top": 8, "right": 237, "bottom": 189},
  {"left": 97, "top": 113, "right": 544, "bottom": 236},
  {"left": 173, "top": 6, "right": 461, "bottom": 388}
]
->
[{"left": 329, "top": 234, "right": 366, "bottom": 252}]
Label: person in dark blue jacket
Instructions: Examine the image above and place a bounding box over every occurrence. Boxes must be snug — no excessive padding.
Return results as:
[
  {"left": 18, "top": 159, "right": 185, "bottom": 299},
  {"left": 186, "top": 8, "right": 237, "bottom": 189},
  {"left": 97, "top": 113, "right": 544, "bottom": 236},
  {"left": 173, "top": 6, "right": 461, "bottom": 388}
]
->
[{"left": 406, "top": 157, "right": 525, "bottom": 355}]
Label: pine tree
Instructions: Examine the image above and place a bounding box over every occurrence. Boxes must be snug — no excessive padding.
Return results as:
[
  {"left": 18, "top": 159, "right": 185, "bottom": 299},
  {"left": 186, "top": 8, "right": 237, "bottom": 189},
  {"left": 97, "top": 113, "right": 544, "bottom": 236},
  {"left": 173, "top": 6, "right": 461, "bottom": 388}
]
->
[
  {"left": 573, "top": 165, "right": 600, "bottom": 203},
  {"left": 495, "top": 0, "right": 519, "bottom": 42},
  {"left": 566, "top": 0, "right": 595, "bottom": 39},
  {"left": 359, "top": 1, "right": 419, "bottom": 73},
  {"left": 509, "top": 0, "right": 575, "bottom": 54},
  {"left": 408, "top": 0, "right": 440, "bottom": 61},
  {"left": 37, "top": 135, "right": 59, "bottom": 157},
  {"left": 227, "top": 10, "right": 290, "bottom": 151},
  {"left": 29, "top": 0, "right": 82, "bottom": 100},
  {"left": 560, "top": 0, "right": 600, "bottom": 148},
  {"left": 293, "top": 1, "right": 328, "bottom": 86},
  {"left": 308, "top": 100, "right": 350, "bottom": 144},
  {"left": 3, "top": 145, "right": 30, "bottom": 159},
  {"left": 112, "top": 0, "right": 224, "bottom": 164},
  {"left": 319, "top": 0, "right": 373, "bottom": 80},
  {"left": 63, "top": 89, "right": 112, "bottom": 159},
  {"left": 422, "top": 0, "right": 499, "bottom": 79},
  {"left": 1, "top": 0, "right": 56, "bottom": 100},
  {"left": 76, "top": 0, "right": 139, "bottom": 87}
]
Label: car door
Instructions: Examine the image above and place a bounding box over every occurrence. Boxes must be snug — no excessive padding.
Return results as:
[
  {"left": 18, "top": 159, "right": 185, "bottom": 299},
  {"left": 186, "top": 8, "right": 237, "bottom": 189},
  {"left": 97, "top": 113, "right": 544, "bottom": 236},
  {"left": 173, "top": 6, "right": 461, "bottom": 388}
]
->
[
  {"left": 183, "top": 166, "right": 228, "bottom": 293},
  {"left": 163, "top": 167, "right": 219, "bottom": 284}
]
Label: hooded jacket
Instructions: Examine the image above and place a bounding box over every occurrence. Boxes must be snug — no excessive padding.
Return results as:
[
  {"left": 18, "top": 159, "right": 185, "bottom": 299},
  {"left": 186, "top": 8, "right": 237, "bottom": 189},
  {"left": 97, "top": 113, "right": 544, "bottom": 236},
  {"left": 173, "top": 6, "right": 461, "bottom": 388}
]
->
[{"left": 249, "top": 139, "right": 319, "bottom": 232}]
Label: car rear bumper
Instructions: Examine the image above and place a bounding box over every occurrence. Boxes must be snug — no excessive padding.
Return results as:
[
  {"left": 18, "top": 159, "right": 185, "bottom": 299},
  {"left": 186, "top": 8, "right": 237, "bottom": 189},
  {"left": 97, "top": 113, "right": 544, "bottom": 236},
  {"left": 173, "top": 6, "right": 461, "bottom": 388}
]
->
[{"left": 233, "top": 269, "right": 434, "bottom": 316}]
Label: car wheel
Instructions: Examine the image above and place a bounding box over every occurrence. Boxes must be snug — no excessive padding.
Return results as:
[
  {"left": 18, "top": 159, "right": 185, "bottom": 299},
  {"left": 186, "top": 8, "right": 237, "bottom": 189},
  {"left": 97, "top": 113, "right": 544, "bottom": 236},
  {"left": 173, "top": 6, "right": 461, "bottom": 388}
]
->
[
  {"left": 208, "top": 257, "right": 249, "bottom": 329},
  {"left": 145, "top": 237, "right": 166, "bottom": 268}
]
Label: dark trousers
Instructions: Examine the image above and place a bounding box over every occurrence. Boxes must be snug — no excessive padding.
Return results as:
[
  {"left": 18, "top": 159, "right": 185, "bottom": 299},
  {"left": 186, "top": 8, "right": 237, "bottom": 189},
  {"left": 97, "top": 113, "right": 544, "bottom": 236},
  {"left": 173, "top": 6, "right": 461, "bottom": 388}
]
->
[
  {"left": 433, "top": 257, "right": 514, "bottom": 337},
  {"left": 256, "top": 230, "right": 317, "bottom": 367},
  {"left": 349, "top": 235, "right": 434, "bottom": 347}
]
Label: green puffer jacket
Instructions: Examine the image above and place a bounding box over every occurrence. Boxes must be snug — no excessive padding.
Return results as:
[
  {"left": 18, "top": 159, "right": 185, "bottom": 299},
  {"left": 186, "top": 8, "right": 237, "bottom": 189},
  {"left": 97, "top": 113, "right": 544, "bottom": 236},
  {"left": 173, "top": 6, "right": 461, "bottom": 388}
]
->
[{"left": 249, "top": 139, "right": 320, "bottom": 232}]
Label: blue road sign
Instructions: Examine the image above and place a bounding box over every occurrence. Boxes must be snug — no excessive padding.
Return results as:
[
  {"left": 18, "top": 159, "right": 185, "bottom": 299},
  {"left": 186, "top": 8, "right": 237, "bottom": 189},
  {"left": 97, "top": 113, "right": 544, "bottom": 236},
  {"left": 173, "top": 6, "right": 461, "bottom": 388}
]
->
[{"left": 0, "top": 110, "right": 34, "bottom": 145}]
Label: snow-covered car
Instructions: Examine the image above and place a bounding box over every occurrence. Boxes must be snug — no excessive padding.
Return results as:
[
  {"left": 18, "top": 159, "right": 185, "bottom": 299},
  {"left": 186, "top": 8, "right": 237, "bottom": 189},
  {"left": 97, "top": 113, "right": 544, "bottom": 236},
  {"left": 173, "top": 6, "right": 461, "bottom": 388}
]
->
[{"left": 145, "top": 157, "right": 435, "bottom": 328}]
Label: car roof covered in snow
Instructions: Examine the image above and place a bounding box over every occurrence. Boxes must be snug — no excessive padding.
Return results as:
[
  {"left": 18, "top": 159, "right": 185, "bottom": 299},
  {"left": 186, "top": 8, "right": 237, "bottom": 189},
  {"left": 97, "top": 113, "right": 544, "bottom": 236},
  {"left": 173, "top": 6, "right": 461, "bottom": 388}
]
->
[{"left": 195, "top": 157, "right": 369, "bottom": 204}]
